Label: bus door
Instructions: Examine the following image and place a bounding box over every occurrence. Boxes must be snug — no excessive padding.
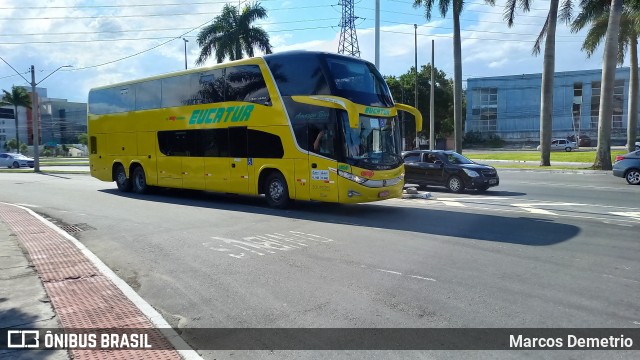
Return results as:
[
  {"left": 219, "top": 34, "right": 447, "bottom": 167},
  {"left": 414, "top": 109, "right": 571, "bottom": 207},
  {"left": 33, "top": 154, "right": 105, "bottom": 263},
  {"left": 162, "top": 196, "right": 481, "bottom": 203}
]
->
[
  {"left": 308, "top": 122, "right": 339, "bottom": 202},
  {"left": 227, "top": 127, "right": 249, "bottom": 194}
]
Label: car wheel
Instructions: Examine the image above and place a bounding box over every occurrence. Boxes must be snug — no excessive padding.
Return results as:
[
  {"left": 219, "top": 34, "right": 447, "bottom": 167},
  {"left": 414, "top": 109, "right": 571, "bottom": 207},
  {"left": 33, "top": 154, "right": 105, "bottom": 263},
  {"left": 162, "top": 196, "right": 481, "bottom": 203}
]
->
[
  {"left": 447, "top": 175, "right": 465, "bottom": 193},
  {"left": 114, "top": 164, "right": 132, "bottom": 192},
  {"left": 625, "top": 168, "right": 640, "bottom": 185},
  {"left": 565, "top": 147, "right": 572, "bottom": 152},
  {"left": 12, "top": 161, "right": 20, "bottom": 168},
  {"left": 132, "top": 166, "right": 148, "bottom": 194},
  {"left": 265, "top": 172, "right": 290, "bottom": 209}
]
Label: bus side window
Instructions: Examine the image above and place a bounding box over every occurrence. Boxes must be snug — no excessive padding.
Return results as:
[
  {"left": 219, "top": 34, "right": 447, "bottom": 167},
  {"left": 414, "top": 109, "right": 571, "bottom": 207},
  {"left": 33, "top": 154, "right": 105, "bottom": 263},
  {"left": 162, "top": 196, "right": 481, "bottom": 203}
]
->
[
  {"left": 90, "top": 136, "right": 97, "bottom": 154},
  {"left": 196, "top": 69, "right": 225, "bottom": 104},
  {"left": 226, "top": 65, "right": 270, "bottom": 105}
]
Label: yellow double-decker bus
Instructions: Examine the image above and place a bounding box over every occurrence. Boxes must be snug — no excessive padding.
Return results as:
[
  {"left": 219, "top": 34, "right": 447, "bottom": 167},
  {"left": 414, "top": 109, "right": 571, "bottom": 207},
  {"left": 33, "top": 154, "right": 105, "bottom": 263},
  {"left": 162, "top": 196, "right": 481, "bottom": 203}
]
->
[{"left": 88, "top": 51, "right": 422, "bottom": 208}]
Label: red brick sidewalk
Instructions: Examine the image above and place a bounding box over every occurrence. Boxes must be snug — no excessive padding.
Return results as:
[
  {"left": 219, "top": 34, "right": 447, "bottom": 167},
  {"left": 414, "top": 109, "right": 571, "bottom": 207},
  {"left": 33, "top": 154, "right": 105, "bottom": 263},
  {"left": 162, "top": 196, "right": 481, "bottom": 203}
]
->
[{"left": 0, "top": 203, "right": 183, "bottom": 360}]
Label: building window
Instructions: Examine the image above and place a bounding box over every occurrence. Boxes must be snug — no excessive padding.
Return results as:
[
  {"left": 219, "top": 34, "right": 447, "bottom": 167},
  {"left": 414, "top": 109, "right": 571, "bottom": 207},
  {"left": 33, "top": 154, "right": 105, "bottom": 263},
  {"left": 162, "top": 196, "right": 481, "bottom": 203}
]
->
[
  {"left": 471, "top": 87, "right": 497, "bottom": 131},
  {"left": 590, "top": 80, "right": 624, "bottom": 129}
]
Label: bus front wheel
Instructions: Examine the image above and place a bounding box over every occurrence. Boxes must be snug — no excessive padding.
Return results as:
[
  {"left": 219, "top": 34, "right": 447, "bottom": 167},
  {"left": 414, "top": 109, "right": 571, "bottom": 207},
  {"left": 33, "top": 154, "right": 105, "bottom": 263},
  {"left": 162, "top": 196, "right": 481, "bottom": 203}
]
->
[
  {"left": 132, "top": 166, "right": 148, "bottom": 194},
  {"left": 114, "top": 164, "right": 132, "bottom": 192},
  {"left": 265, "top": 172, "right": 290, "bottom": 209}
]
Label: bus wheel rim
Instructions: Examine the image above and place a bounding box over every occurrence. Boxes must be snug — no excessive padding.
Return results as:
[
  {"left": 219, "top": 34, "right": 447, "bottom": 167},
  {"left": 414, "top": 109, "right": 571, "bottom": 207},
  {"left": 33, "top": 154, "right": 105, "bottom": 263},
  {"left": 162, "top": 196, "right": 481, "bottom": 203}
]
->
[
  {"left": 117, "top": 171, "right": 127, "bottom": 185},
  {"left": 269, "top": 180, "right": 283, "bottom": 201}
]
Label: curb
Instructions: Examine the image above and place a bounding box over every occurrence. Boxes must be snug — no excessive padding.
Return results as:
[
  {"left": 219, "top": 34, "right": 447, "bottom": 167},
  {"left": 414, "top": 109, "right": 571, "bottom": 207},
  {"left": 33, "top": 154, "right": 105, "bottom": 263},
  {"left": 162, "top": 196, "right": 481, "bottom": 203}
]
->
[{"left": 0, "top": 202, "right": 203, "bottom": 360}]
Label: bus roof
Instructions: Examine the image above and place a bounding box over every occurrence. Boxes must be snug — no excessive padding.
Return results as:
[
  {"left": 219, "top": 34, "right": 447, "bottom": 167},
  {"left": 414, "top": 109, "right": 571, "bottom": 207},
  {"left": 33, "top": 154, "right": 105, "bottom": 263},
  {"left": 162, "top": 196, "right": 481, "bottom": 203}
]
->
[{"left": 88, "top": 51, "right": 373, "bottom": 92}]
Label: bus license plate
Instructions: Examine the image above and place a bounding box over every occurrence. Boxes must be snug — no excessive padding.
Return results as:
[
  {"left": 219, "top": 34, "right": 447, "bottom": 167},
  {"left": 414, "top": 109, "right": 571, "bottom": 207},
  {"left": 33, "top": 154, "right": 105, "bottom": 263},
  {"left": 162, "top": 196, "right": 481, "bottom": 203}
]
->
[{"left": 378, "top": 191, "right": 390, "bottom": 198}]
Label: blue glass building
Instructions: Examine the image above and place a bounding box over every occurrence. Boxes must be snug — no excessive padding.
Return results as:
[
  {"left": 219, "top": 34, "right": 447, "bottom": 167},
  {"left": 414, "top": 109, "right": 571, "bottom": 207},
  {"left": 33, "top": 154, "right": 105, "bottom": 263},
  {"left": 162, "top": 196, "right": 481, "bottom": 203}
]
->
[{"left": 465, "top": 67, "right": 639, "bottom": 143}]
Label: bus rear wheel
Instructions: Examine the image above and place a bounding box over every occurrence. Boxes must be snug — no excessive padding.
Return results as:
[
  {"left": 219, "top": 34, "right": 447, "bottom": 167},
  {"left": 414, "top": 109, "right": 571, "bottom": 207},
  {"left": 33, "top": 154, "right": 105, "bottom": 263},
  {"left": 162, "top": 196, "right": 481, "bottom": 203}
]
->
[
  {"left": 265, "top": 172, "right": 290, "bottom": 209},
  {"left": 114, "top": 164, "right": 132, "bottom": 192},
  {"left": 132, "top": 166, "right": 148, "bottom": 194}
]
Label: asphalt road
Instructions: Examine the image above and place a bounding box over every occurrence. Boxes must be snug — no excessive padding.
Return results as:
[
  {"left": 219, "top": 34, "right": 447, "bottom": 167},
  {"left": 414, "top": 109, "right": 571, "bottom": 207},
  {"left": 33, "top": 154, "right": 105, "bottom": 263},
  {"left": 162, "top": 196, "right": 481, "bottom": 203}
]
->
[{"left": 1, "top": 170, "right": 638, "bottom": 359}]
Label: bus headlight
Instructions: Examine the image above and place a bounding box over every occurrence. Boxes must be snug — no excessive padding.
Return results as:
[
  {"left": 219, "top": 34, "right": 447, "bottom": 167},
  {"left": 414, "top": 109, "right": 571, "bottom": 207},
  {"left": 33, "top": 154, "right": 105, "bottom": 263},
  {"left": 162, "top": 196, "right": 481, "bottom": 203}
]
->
[{"left": 338, "top": 170, "right": 368, "bottom": 184}]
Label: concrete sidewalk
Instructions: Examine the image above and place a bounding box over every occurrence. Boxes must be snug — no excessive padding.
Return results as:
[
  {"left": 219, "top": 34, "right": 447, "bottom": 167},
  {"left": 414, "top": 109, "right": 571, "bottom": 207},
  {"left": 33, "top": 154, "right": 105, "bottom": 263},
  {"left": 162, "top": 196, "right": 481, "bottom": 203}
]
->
[
  {"left": 0, "top": 222, "right": 68, "bottom": 360},
  {"left": 0, "top": 203, "right": 197, "bottom": 360}
]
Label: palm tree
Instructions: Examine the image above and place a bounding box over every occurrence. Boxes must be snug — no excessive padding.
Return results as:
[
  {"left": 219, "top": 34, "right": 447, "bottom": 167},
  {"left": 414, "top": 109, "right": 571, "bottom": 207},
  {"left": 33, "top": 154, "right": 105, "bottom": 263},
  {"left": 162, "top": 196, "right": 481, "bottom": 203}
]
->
[
  {"left": 572, "top": 0, "right": 640, "bottom": 154},
  {"left": 591, "top": 0, "right": 624, "bottom": 169},
  {"left": 1, "top": 86, "right": 32, "bottom": 153},
  {"left": 496, "top": 0, "right": 573, "bottom": 166},
  {"left": 196, "top": 2, "right": 272, "bottom": 65},
  {"left": 413, "top": 0, "right": 466, "bottom": 154}
]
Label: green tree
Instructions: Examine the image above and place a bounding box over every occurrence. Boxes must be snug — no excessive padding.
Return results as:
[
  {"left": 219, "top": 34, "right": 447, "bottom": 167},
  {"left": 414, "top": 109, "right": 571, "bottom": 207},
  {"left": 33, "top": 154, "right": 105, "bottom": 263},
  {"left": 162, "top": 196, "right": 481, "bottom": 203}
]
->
[
  {"left": 385, "top": 64, "right": 456, "bottom": 148},
  {"left": 572, "top": 0, "right": 640, "bottom": 154},
  {"left": 5, "top": 138, "right": 17, "bottom": 152},
  {"left": 413, "top": 0, "right": 468, "bottom": 153},
  {"left": 196, "top": 2, "right": 272, "bottom": 64},
  {"left": 77, "top": 133, "right": 88, "bottom": 146},
  {"left": 0, "top": 86, "right": 32, "bottom": 153},
  {"left": 494, "top": 0, "right": 573, "bottom": 166},
  {"left": 19, "top": 142, "right": 28, "bottom": 155}
]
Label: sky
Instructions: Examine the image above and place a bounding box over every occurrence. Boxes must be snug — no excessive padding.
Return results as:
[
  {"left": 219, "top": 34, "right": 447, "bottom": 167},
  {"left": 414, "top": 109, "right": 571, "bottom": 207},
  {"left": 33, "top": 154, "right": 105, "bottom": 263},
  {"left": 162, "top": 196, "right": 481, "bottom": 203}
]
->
[{"left": 0, "top": 0, "right": 628, "bottom": 104}]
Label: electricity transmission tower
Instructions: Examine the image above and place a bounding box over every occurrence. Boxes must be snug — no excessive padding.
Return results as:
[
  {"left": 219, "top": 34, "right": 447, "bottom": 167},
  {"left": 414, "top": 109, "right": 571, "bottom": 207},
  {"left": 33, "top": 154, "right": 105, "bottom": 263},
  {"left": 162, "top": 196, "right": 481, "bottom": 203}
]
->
[{"left": 337, "top": 0, "right": 360, "bottom": 57}]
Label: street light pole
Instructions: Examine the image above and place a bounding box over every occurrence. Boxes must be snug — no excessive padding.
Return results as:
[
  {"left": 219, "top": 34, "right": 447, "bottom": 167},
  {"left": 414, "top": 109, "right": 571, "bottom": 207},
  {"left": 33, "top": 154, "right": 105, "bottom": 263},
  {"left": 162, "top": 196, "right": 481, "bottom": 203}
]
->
[
  {"left": 30, "top": 64, "right": 72, "bottom": 172},
  {"left": 183, "top": 38, "right": 189, "bottom": 70}
]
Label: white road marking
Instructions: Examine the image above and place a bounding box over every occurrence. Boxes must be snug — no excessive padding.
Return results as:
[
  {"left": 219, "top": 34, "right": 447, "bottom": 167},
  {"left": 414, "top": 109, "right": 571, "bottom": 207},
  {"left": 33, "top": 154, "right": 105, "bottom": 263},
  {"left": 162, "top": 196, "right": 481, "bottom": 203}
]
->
[
  {"left": 409, "top": 275, "right": 437, "bottom": 282},
  {"left": 440, "top": 201, "right": 466, "bottom": 207},
  {"left": 376, "top": 269, "right": 402, "bottom": 275},
  {"left": 15, "top": 203, "right": 40, "bottom": 208},
  {"left": 602, "top": 274, "right": 640, "bottom": 284},
  {"left": 512, "top": 204, "right": 558, "bottom": 215},
  {"left": 610, "top": 212, "right": 640, "bottom": 220}
]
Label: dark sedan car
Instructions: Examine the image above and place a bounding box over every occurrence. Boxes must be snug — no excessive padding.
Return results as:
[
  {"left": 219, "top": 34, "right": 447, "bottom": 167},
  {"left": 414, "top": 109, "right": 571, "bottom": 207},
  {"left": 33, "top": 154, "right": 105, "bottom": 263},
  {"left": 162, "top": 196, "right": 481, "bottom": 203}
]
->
[
  {"left": 402, "top": 150, "right": 499, "bottom": 193},
  {"left": 613, "top": 150, "right": 640, "bottom": 185}
]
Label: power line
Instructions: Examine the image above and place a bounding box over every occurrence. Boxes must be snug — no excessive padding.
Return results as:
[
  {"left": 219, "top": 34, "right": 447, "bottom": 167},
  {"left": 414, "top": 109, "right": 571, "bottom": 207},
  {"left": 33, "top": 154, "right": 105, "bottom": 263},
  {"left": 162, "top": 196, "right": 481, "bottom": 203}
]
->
[
  {"left": 0, "top": 18, "right": 339, "bottom": 37},
  {"left": 0, "top": 4, "right": 332, "bottom": 21},
  {"left": 0, "top": 25, "right": 337, "bottom": 45},
  {"left": 0, "top": 0, "right": 278, "bottom": 10}
]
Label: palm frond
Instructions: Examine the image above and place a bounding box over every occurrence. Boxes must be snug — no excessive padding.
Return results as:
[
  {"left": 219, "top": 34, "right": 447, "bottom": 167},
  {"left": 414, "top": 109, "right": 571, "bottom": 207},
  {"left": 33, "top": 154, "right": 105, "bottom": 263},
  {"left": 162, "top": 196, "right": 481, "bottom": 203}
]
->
[
  {"left": 413, "top": 0, "right": 435, "bottom": 21},
  {"left": 559, "top": 0, "right": 573, "bottom": 24},
  {"left": 532, "top": 12, "right": 550, "bottom": 55}
]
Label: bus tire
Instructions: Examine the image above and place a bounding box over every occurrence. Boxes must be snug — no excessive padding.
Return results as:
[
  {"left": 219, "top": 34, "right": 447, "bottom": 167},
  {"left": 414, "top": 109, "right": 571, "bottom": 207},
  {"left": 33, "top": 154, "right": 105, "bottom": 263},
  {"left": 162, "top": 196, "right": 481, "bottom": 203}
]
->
[
  {"left": 114, "top": 164, "right": 132, "bottom": 192},
  {"left": 265, "top": 172, "right": 290, "bottom": 209},
  {"left": 132, "top": 166, "right": 148, "bottom": 194}
]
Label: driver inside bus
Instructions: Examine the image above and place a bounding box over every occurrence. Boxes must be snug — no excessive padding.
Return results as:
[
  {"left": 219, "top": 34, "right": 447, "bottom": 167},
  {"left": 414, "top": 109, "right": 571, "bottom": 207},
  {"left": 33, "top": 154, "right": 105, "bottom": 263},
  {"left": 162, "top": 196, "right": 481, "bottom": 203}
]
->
[{"left": 313, "top": 127, "right": 333, "bottom": 155}]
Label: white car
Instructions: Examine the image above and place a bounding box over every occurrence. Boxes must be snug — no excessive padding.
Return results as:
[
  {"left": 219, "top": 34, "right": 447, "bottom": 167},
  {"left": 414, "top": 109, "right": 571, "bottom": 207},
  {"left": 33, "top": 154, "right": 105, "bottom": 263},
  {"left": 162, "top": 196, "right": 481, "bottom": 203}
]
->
[
  {"left": 0, "top": 153, "right": 35, "bottom": 168},
  {"left": 636, "top": 141, "right": 640, "bottom": 151},
  {"left": 536, "top": 139, "right": 577, "bottom": 152}
]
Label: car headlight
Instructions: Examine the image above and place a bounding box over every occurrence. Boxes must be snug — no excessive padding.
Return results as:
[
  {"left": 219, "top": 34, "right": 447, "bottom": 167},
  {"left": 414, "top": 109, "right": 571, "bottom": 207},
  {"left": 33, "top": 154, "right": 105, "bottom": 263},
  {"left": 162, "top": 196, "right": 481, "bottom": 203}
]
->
[{"left": 463, "top": 168, "right": 479, "bottom": 177}]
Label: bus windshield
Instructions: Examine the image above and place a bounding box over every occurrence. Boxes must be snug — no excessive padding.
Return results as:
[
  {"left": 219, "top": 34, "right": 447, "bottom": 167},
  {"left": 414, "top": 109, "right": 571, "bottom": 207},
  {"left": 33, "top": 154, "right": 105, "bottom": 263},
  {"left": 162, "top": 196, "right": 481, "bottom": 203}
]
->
[
  {"left": 342, "top": 114, "right": 402, "bottom": 170},
  {"left": 325, "top": 55, "right": 394, "bottom": 108}
]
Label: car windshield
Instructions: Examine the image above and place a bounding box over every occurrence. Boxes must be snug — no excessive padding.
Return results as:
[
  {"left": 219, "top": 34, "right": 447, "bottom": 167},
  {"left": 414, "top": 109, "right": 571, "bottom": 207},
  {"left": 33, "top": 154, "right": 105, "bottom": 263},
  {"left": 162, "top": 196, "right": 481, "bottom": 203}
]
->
[{"left": 444, "top": 152, "right": 474, "bottom": 165}]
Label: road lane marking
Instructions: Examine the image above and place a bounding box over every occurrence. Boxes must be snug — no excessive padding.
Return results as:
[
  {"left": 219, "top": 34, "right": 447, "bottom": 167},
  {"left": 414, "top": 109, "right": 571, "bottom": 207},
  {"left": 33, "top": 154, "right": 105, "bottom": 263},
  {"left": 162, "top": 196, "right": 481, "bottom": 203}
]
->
[
  {"left": 409, "top": 275, "right": 436, "bottom": 282},
  {"left": 376, "top": 269, "right": 402, "bottom": 275},
  {"left": 602, "top": 274, "right": 640, "bottom": 284},
  {"left": 609, "top": 212, "right": 640, "bottom": 221},
  {"left": 440, "top": 201, "right": 466, "bottom": 207}
]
